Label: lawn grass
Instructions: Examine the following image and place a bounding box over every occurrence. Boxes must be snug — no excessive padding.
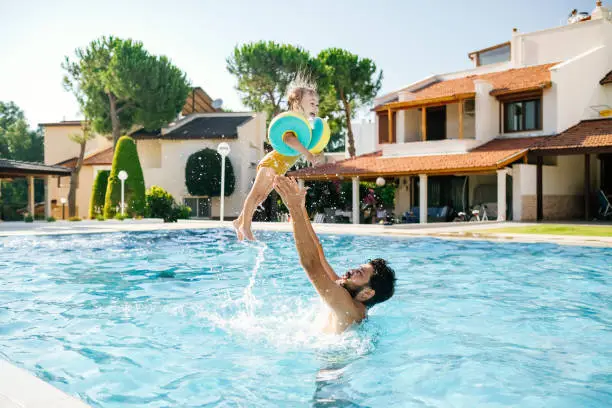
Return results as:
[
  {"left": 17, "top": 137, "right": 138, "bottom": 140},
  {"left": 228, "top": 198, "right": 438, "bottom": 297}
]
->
[{"left": 482, "top": 224, "right": 612, "bottom": 237}]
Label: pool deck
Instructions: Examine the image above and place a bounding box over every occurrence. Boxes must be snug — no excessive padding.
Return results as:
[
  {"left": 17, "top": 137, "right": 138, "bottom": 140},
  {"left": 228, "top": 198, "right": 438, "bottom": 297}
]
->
[
  {"left": 0, "top": 219, "right": 610, "bottom": 247},
  {"left": 1, "top": 219, "right": 610, "bottom": 407},
  {"left": 0, "top": 359, "right": 90, "bottom": 407}
]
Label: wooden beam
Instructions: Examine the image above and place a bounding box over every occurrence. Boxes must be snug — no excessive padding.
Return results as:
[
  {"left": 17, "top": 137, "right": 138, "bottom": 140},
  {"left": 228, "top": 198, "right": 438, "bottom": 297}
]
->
[
  {"left": 585, "top": 154, "right": 591, "bottom": 221},
  {"left": 536, "top": 155, "right": 543, "bottom": 221},
  {"left": 375, "top": 93, "right": 476, "bottom": 112},
  {"left": 421, "top": 107, "right": 427, "bottom": 141},
  {"left": 388, "top": 109, "right": 393, "bottom": 144},
  {"left": 458, "top": 100, "right": 464, "bottom": 140}
]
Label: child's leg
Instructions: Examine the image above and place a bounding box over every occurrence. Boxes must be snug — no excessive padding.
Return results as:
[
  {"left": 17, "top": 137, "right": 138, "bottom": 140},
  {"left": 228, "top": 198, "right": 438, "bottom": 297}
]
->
[{"left": 234, "top": 167, "right": 276, "bottom": 240}]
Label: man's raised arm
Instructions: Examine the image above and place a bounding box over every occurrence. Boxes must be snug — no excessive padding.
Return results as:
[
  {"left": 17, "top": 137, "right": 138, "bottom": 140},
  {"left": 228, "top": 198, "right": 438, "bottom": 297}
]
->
[{"left": 274, "top": 176, "right": 352, "bottom": 311}]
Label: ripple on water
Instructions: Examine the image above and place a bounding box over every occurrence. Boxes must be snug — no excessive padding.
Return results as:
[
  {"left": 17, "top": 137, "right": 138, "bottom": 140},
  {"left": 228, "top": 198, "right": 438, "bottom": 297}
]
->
[{"left": 0, "top": 230, "right": 611, "bottom": 407}]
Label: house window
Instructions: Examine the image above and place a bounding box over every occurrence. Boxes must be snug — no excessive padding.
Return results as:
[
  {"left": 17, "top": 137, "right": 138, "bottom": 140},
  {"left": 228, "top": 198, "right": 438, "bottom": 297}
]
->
[
  {"left": 478, "top": 44, "right": 511, "bottom": 66},
  {"left": 183, "top": 197, "right": 211, "bottom": 218},
  {"left": 504, "top": 99, "right": 541, "bottom": 133}
]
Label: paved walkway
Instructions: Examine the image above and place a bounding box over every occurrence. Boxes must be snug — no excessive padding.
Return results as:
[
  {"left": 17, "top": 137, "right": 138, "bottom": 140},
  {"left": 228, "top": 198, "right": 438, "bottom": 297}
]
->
[{"left": 1, "top": 219, "right": 610, "bottom": 247}]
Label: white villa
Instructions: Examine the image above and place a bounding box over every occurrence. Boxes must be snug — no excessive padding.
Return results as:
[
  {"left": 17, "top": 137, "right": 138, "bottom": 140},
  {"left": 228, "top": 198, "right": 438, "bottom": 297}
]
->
[
  {"left": 42, "top": 88, "right": 266, "bottom": 219},
  {"left": 290, "top": 1, "right": 612, "bottom": 223}
]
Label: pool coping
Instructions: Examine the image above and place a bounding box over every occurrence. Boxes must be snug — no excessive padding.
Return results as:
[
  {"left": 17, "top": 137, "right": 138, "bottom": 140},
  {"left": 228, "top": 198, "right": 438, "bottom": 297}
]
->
[
  {"left": 0, "top": 219, "right": 610, "bottom": 247},
  {"left": 0, "top": 359, "right": 90, "bottom": 407}
]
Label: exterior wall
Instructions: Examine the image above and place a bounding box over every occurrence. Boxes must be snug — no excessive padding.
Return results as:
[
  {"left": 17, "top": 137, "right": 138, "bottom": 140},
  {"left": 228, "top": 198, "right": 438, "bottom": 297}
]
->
[
  {"left": 394, "top": 176, "right": 412, "bottom": 216},
  {"left": 474, "top": 80, "right": 499, "bottom": 143},
  {"left": 512, "top": 18, "right": 611, "bottom": 67},
  {"left": 552, "top": 44, "right": 612, "bottom": 133},
  {"left": 137, "top": 140, "right": 162, "bottom": 169},
  {"left": 148, "top": 113, "right": 265, "bottom": 219},
  {"left": 352, "top": 120, "right": 377, "bottom": 156},
  {"left": 43, "top": 125, "right": 112, "bottom": 166},
  {"left": 382, "top": 139, "right": 482, "bottom": 157},
  {"left": 445, "top": 102, "right": 476, "bottom": 140},
  {"left": 511, "top": 155, "right": 601, "bottom": 220},
  {"left": 42, "top": 113, "right": 266, "bottom": 220}
]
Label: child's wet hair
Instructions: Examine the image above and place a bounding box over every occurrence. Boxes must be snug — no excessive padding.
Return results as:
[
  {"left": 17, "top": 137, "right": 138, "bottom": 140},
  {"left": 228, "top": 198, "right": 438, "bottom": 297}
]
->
[{"left": 286, "top": 73, "right": 317, "bottom": 111}]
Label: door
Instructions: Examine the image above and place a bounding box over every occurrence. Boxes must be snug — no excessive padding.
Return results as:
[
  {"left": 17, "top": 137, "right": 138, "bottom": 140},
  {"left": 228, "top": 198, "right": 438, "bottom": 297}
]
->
[{"left": 426, "top": 106, "right": 446, "bottom": 141}]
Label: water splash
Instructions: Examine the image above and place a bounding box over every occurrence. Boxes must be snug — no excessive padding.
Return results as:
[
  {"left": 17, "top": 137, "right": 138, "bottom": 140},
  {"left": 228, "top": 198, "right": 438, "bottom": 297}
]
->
[{"left": 242, "top": 242, "right": 266, "bottom": 317}]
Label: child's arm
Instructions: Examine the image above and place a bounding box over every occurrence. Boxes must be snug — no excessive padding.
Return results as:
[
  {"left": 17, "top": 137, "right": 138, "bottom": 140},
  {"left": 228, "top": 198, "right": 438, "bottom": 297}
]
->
[{"left": 284, "top": 134, "right": 316, "bottom": 164}]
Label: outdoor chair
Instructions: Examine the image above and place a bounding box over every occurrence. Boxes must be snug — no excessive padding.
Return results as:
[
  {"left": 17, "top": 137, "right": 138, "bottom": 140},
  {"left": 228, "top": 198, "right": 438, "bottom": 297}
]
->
[
  {"left": 313, "top": 213, "right": 326, "bottom": 223},
  {"left": 598, "top": 190, "right": 612, "bottom": 219}
]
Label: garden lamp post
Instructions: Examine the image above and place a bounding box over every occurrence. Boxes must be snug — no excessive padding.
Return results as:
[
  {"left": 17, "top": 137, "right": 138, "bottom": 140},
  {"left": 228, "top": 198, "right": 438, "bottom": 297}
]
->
[
  {"left": 217, "top": 142, "right": 231, "bottom": 222},
  {"left": 118, "top": 170, "right": 128, "bottom": 215}
]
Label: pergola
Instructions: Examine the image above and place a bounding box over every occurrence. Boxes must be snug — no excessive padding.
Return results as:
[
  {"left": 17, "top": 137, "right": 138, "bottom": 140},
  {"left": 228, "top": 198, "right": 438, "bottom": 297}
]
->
[
  {"left": 0, "top": 159, "right": 72, "bottom": 220},
  {"left": 531, "top": 118, "right": 612, "bottom": 221}
]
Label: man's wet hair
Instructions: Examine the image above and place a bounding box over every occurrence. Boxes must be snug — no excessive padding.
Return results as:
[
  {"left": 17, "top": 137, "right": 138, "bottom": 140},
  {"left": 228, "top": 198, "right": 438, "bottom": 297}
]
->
[{"left": 363, "top": 258, "right": 396, "bottom": 307}]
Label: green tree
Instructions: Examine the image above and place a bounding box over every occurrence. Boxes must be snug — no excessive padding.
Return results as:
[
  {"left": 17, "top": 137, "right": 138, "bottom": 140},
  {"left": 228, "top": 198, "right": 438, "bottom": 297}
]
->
[
  {"left": 226, "top": 41, "right": 321, "bottom": 120},
  {"left": 0, "top": 101, "right": 44, "bottom": 162},
  {"left": 103, "top": 136, "right": 145, "bottom": 218},
  {"left": 0, "top": 101, "right": 45, "bottom": 220},
  {"left": 89, "top": 170, "right": 109, "bottom": 218},
  {"left": 67, "top": 122, "right": 95, "bottom": 217},
  {"left": 185, "top": 149, "right": 235, "bottom": 197},
  {"left": 63, "top": 36, "right": 191, "bottom": 148},
  {"left": 318, "top": 48, "right": 382, "bottom": 157}
]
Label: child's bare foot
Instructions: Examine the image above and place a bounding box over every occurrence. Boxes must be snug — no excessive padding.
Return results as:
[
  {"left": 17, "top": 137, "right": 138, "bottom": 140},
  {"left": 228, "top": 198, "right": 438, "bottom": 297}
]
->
[
  {"left": 241, "top": 224, "right": 255, "bottom": 241},
  {"left": 232, "top": 219, "right": 244, "bottom": 241}
]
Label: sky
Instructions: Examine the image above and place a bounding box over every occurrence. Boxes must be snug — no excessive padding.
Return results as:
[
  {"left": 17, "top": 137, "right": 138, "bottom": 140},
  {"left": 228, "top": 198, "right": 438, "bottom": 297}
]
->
[{"left": 0, "top": 0, "right": 600, "bottom": 129}]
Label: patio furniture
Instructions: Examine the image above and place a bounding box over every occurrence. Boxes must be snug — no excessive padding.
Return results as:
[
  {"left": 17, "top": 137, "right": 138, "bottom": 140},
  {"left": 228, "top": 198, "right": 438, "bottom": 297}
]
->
[
  {"left": 313, "top": 213, "right": 326, "bottom": 223},
  {"left": 598, "top": 190, "right": 612, "bottom": 218}
]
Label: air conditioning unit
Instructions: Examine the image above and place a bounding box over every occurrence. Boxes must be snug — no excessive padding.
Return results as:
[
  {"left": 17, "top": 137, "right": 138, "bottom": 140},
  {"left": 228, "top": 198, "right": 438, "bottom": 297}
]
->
[{"left": 463, "top": 99, "right": 475, "bottom": 116}]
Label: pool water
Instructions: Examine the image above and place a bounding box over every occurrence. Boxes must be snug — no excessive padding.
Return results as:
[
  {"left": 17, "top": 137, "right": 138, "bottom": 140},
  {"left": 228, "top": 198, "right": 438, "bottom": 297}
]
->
[{"left": 0, "top": 229, "right": 611, "bottom": 407}]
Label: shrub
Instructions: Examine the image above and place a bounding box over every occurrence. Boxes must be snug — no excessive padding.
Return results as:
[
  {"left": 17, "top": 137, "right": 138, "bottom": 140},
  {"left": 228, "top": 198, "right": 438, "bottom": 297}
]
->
[
  {"left": 24, "top": 214, "right": 34, "bottom": 223},
  {"left": 89, "top": 170, "right": 110, "bottom": 219},
  {"left": 185, "top": 148, "right": 235, "bottom": 197},
  {"left": 96, "top": 215, "right": 105, "bottom": 221},
  {"left": 145, "top": 186, "right": 175, "bottom": 219},
  {"left": 104, "top": 136, "right": 146, "bottom": 218},
  {"left": 46, "top": 217, "right": 56, "bottom": 222},
  {"left": 177, "top": 204, "right": 191, "bottom": 219},
  {"left": 68, "top": 216, "right": 82, "bottom": 221},
  {"left": 114, "top": 213, "right": 128, "bottom": 221}
]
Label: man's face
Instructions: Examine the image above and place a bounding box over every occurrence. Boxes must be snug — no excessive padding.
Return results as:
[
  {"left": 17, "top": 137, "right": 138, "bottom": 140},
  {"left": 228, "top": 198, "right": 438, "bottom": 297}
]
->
[
  {"left": 299, "top": 92, "right": 319, "bottom": 119},
  {"left": 337, "top": 263, "right": 374, "bottom": 296}
]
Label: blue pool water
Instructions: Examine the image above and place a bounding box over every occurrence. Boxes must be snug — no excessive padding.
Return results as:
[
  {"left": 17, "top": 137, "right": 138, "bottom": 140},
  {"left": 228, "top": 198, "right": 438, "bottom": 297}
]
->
[{"left": 0, "top": 229, "right": 611, "bottom": 407}]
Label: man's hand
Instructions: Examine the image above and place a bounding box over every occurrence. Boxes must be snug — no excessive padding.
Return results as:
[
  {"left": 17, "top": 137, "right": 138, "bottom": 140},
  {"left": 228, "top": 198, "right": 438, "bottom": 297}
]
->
[{"left": 273, "top": 176, "right": 307, "bottom": 212}]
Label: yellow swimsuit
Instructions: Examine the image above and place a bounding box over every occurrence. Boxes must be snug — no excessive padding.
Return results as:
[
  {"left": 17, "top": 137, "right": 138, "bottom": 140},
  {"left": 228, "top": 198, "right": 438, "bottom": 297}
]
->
[{"left": 257, "top": 150, "right": 299, "bottom": 175}]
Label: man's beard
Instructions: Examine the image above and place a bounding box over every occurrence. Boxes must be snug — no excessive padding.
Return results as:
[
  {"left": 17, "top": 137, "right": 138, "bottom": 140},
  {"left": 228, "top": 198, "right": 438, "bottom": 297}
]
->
[{"left": 340, "top": 281, "right": 361, "bottom": 299}]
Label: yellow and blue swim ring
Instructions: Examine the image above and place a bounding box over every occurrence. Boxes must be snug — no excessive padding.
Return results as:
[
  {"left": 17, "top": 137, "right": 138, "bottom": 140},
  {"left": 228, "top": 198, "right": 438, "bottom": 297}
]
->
[
  {"left": 308, "top": 117, "right": 331, "bottom": 154},
  {"left": 268, "top": 112, "right": 312, "bottom": 157}
]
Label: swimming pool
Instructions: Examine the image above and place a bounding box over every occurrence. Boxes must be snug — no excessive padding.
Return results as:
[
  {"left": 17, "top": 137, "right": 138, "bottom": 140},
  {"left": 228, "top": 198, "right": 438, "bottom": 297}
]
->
[{"left": 0, "top": 229, "right": 611, "bottom": 407}]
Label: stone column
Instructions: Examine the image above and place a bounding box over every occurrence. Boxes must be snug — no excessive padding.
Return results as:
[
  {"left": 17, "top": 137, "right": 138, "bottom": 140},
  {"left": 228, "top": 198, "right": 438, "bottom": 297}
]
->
[
  {"left": 419, "top": 174, "right": 428, "bottom": 224},
  {"left": 352, "top": 177, "right": 360, "bottom": 225},
  {"left": 44, "top": 176, "right": 52, "bottom": 219},
  {"left": 497, "top": 168, "right": 507, "bottom": 221}
]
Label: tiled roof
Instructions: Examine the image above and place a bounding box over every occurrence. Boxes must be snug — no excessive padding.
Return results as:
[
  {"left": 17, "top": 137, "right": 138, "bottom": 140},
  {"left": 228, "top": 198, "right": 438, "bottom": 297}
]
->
[
  {"left": 53, "top": 147, "right": 114, "bottom": 168},
  {"left": 0, "top": 159, "right": 73, "bottom": 176},
  {"left": 289, "top": 119, "right": 612, "bottom": 180},
  {"left": 39, "top": 120, "right": 84, "bottom": 127},
  {"left": 600, "top": 70, "right": 612, "bottom": 85},
  {"left": 132, "top": 115, "right": 254, "bottom": 140},
  {"left": 288, "top": 137, "right": 543, "bottom": 180},
  {"left": 379, "top": 63, "right": 556, "bottom": 110},
  {"left": 531, "top": 118, "right": 612, "bottom": 153}
]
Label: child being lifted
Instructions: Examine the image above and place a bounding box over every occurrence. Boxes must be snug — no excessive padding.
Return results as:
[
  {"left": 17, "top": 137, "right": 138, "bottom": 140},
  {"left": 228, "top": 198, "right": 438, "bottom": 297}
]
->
[{"left": 233, "top": 76, "right": 327, "bottom": 241}]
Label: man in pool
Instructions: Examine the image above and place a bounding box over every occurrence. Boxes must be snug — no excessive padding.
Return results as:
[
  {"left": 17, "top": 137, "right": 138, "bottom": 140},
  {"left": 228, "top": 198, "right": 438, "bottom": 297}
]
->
[{"left": 273, "top": 176, "right": 396, "bottom": 333}]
